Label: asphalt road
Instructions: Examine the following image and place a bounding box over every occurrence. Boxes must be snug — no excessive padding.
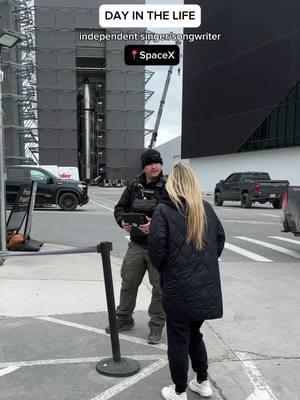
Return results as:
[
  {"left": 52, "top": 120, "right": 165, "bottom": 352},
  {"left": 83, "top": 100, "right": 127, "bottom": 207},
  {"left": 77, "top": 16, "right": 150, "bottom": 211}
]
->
[{"left": 30, "top": 186, "right": 300, "bottom": 263}]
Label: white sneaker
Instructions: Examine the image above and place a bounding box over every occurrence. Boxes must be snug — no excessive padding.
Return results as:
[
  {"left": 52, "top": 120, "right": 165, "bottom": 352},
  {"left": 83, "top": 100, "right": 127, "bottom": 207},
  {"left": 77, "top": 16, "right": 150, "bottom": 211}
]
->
[
  {"left": 161, "top": 385, "right": 187, "bottom": 400},
  {"left": 189, "top": 378, "right": 213, "bottom": 397}
]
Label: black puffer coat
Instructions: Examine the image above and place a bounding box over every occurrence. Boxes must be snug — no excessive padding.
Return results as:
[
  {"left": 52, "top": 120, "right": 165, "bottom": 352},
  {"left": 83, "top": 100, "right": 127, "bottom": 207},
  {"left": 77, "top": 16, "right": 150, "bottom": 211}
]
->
[{"left": 148, "top": 191, "right": 225, "bottom": 321}]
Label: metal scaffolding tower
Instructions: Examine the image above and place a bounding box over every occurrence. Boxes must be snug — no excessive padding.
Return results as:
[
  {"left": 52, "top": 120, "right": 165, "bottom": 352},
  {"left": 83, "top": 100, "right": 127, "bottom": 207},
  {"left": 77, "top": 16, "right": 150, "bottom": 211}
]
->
[{"left": 12, "top": 0, "right": 38, "bottom": 162}]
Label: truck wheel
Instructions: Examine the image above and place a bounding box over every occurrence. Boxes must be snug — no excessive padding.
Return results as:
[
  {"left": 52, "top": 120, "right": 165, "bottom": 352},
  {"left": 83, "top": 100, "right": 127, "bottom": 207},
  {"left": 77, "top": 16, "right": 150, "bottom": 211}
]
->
[
  {"left": 214, "top": 192, "right": 223, "bottom": 206},
  {"left": 272, "top": 199, "right": 282, "bottom": 209},
  {"left": 58, "top": 193, "right": 79, "bottom": 211},
  {"left": 241, "top": 193, "right": 252, "bottom": 208},
  {"left": 282, "top": 218, "right": 290, "bottom": 232}
]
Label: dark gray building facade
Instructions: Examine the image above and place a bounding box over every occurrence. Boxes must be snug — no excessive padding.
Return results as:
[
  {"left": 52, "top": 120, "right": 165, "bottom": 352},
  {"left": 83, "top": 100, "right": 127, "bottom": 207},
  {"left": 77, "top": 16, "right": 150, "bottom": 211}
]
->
[
  {"left": 182, "top": 0, "right": 300, "bottom": 159},
  {"left": 35, "top": 0, "right": 145, "bottom": 181}
]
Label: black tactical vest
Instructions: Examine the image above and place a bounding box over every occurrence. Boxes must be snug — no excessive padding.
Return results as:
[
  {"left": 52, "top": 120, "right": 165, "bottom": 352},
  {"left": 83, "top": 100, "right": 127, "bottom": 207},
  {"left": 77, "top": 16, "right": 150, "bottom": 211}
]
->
[{"left": 130, "top": 175, "right": 167, "bottom": 218}]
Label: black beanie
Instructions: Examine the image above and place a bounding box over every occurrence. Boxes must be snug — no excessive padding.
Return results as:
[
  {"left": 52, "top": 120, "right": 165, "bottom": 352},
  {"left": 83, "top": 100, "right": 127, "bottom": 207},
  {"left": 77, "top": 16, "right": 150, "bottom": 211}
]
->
[{"left": 141, "top": 149, "right": 163, "bottom": 168}]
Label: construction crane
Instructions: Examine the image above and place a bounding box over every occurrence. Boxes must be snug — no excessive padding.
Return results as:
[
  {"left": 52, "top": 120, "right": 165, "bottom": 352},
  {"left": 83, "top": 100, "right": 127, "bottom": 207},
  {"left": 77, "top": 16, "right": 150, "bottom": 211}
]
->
[{"left": 148, "top": 38, "right": 181, "bottom": 149}]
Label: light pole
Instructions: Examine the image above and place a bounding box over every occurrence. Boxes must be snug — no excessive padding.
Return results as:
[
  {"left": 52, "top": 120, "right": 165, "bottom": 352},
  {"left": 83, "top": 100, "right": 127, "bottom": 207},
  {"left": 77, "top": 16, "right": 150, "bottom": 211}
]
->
[{"left": 0, "top": 28, "right": 22, "bottom": 264}]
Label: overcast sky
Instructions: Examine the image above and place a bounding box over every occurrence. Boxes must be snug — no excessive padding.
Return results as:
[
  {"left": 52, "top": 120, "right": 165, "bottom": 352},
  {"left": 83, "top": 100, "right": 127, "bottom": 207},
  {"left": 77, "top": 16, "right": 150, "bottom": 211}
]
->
[{"left": 145, "top": 0, "right": 183, "bottom": 147}]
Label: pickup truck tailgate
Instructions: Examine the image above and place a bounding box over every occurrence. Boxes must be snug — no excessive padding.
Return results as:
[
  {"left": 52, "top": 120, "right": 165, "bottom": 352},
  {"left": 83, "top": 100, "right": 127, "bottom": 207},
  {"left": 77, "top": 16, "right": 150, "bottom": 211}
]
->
[{"left": 254, "top": 180, "right": 289, "bottom": 195}]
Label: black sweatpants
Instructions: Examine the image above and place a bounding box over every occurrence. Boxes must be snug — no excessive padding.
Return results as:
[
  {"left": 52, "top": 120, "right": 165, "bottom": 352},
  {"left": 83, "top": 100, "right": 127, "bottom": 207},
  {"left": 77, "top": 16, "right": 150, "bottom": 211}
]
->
[{"left": 166, "top": 318, "right": 208, "bottom": 394}]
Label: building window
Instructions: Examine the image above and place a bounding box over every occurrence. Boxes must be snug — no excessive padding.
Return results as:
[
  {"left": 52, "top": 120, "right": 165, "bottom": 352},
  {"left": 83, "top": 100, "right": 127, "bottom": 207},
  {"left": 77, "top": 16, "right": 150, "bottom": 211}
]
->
[{"left": 238, "top": 83, "right": 300, "bottom": 153}]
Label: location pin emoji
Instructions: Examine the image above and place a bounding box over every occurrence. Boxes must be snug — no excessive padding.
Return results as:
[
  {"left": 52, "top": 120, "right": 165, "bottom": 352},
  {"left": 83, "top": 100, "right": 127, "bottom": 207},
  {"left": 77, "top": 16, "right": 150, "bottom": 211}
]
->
[{"left": 131, "top": 49, "right": 138, "bottom": 60}]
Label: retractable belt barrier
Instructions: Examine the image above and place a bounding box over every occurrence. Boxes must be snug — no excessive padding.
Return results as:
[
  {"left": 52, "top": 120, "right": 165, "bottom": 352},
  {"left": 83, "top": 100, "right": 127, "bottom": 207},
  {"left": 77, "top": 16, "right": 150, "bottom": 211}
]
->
[
  {"left": 2, "top": 246, "right": 97, "bottom": 257},
  {"left": 1, "top": 241, "right": 141, "bottom": 377}
]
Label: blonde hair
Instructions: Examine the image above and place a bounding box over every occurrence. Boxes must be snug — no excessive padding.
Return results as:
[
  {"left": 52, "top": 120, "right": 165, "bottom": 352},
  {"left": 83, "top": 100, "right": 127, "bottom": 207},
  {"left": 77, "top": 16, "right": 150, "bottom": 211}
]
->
[{"left": 166, "top": 162, "right": 206, "bottom": 250}]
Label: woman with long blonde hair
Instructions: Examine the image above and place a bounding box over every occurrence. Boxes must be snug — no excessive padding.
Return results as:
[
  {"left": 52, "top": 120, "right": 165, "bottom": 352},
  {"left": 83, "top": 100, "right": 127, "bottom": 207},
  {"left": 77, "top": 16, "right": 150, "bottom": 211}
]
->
[{"left": 148, "top": 162, "right": 225, "bottom": 400}]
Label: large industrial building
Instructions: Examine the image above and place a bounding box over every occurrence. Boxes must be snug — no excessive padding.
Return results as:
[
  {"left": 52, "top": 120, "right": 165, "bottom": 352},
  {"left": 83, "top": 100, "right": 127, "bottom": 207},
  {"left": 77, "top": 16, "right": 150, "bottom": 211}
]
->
[
  {"left": 35, "top": 0, "right": 146, "bottom": 182},
  {"left": 176, "top": 0, "right": 300, "bottom": 191},
  {"left": 2, "top": 0, "right": 148, "bottom": 181}
]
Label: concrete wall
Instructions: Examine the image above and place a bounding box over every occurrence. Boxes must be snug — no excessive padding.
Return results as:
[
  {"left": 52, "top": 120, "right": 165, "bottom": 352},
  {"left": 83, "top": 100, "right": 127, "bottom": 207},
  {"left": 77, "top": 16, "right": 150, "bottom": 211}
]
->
[
  {"left": 156, "top": 136, "right": 183, "bottom": 175},
  {"left": 190, "top": 147, "right": 300, "bottom": 193},
  {"left": 157, "top": 136, "right": 300, "bottom": 193}
]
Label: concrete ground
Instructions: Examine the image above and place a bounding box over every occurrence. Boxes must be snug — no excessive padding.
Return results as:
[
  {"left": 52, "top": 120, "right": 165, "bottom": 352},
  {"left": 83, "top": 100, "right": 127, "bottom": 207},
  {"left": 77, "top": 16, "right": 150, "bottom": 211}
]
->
[{"left": 0, "top": 241, "right": 299, "bottom": 400}]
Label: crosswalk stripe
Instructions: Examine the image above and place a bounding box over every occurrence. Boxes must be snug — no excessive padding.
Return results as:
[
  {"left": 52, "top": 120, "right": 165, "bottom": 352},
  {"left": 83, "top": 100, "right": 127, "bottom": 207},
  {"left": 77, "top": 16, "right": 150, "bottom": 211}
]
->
[
  {"left": 123, "top": 236, "right": 299, "bottom": 262},
  {"left": 259, "top": 213, "right": 281, "bottom": 218},
  {"left": 224, "top": 242, "right": 273, "bottom": 262},
  {"left": 235, "top": 236, "right": 300, "bottom": 260},
  {"left": 89, "top": 199, "right": 114, "bottom": 212},
  {"left": 269, "top": 236, "right": 300, "bottom": 245}
]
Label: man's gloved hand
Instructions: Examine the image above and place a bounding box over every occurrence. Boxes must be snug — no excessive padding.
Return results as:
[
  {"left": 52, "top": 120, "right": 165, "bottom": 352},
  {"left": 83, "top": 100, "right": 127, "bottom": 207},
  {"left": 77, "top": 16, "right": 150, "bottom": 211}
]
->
[
  {"left": 121, "top": 220, "right": 132, "bottom": 233},
  {"left": 138, "top": 216, "right": 151, "bottom": 235}
]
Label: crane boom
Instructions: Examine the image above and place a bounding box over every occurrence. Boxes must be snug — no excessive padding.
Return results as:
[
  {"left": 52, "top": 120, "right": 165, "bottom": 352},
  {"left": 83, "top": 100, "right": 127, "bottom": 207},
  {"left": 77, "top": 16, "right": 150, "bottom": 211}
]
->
[
  {"left": 148, "top": 64, "right": 174, "bottom": 149},
  {"left": 148, "top": 37, "right": 181, "bottom": 149}
]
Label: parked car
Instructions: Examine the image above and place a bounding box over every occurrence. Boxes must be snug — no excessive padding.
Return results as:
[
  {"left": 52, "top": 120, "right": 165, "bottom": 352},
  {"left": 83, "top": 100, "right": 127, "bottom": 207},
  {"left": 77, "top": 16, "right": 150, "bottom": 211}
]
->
[
  {"left": 282, "top": 186, "right": 300, "bottom": 236},
  {"left": 214, "top": 172, "right": 289, "bottom": 209},
  {"left": 112, "top": 179, "right": 125, "bottom": 187},
  {"left": 101, "top": 179, "right": 112, "bottom": 187},
  {"left": 6, "top": 165, "right": 89, "bottom": 211}
]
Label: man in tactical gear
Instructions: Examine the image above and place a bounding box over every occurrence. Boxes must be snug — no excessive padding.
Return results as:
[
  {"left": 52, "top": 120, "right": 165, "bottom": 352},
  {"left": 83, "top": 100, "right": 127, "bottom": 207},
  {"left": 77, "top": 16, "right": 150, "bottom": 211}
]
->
[{"left": 106, "top": 149, "right": 166, "bottom": 344}]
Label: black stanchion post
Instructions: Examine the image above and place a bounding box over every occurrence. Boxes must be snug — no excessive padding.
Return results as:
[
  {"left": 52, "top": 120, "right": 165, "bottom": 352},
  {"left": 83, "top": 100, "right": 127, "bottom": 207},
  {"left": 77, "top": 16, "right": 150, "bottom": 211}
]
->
[
  {"left": 99, "top": 241, "right": 121, "bottom": 362},
  {"left": 96, "top": 241, "right": 140, "bottom": 377}
]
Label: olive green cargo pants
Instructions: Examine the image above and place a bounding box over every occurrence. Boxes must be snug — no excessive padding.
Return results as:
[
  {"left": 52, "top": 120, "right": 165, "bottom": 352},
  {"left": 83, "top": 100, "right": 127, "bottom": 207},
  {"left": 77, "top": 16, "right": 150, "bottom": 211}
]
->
[{"left": 116, "top": 241, "right": 166, "bottom": 328}]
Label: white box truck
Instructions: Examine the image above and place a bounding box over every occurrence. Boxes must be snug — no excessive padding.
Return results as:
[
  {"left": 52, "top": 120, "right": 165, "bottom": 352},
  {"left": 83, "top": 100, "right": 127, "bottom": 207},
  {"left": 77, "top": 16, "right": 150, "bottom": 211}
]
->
[{"left": 40, "top": 166, "right": 80, "bottom": 181}]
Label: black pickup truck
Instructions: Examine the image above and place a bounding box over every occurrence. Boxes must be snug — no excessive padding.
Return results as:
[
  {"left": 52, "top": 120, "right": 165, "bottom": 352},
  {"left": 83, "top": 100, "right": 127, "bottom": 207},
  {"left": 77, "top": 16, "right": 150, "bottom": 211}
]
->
[
  {"left": 214, "top": 172, "right": 289, "bottom": 209},
  {"left": 6, "top": 165, "right": 89, "bottom": 211},
  {"left": 282, "top": 187, "right": 300, "bottom": 236}
]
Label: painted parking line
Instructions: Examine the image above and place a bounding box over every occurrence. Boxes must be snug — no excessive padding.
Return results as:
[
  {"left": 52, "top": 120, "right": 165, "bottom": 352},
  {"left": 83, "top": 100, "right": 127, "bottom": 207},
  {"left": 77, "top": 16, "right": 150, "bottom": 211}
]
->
[
  {"left": 32, "top": 317, "right": 280, "bottom": 400},
  {"left": 0, "top": 366, "right": 20, "bottom": 377},
  {"left": 222, "top": 219, "right": 279, "bottom": 225},
  {"left": 0, "top": 354, "right": 277, "bottom": 400},
  {"left": 89, "top": 195, "right": 117, "bottom": 205},
  {"left": 259, "top": 213, "right": 281, "bottom": 218},
  {"left": 0, "top": 355, "right": 166, "bottom": 370},
  {"left": 36, "top": 316, "right": 168, "bottom": 351},
  {"left": 225, "top": 242, "right": 273, "bottom": 262},
  {"left": 0, "top": 355, "right": 168, "bottom": 400},
  {"left": 235, "top": 236, "right": 300, "bottom": 260},
  {"left": 90, "top": 359, "right": 168, "bottom": 400},
  {"left": 89, "top": 199, "right": 114, "bottom": 212},
  {"left": 269, "top": 236, "right": 300, "bottom": 245},
  {"left": 236, "top": 352, "right": 278, "bottom": 400}
]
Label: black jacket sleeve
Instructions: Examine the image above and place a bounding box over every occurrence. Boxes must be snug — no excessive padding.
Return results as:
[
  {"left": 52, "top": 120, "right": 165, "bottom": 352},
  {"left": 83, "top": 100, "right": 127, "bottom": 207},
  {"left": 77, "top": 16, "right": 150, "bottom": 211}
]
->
[
  {"left": 205, "top": 201, "right": 225, "bottom": 257},
  {"left": 216, "top": 218, "right": 225, "bottom": 257},
  {"left": 148, "top": 206, "right": 168, "bottom": 272},
  {"left": 114, "top": 185, "right": 132, "bottom": 227}
]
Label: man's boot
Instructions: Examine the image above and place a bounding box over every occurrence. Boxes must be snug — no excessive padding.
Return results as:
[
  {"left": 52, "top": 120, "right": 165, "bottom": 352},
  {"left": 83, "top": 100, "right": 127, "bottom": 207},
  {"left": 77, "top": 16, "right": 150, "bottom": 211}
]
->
[
  {"left": 148, "top": 326, "right": 163, "bottom": 344},
  {"left": 105, "top": 319, "right": 135, "bottom": 334}
]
